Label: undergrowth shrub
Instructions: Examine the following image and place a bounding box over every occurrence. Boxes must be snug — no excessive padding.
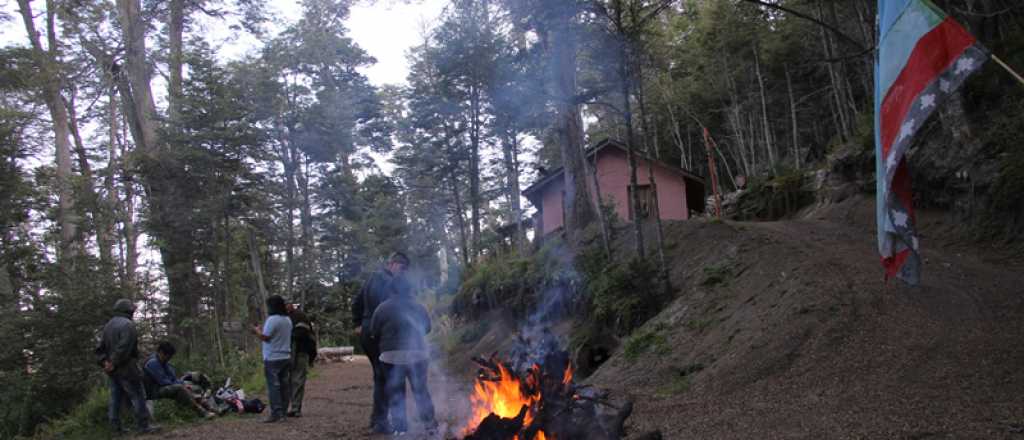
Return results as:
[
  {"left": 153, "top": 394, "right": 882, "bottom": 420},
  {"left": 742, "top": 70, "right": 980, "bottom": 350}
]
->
[
  {"left": 452, "top": 240, "right": 578, "bottom": 319},
  {"left": 30, "top": 350, "right": 264, "bottom": 439},
  {"left": 581, "top": 246, "right": 668, "bottom": 336}
]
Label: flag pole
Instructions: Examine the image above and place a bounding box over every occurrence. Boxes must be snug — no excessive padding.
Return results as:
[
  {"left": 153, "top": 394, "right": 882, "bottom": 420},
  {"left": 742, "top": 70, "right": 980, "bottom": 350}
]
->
[{"left": 991, "top": 54, "right": 1024, "bottom": 87}]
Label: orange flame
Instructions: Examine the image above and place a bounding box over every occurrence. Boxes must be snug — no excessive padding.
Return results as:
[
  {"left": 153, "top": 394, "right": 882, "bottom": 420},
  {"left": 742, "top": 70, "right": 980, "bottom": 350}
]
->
[
  {"left": 465, "top": 358, "right": 574, "bottom": 439},
  {"left": 466, "top": 362, "right": 540, "bottom": 433}
]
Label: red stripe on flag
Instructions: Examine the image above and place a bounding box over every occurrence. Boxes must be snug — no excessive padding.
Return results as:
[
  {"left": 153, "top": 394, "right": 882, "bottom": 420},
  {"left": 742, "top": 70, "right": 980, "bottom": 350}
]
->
[
  {"left": 882, "top": 249, "right": 913, "bottom": 281},
  {"left": 891, "top": 157, "right": 915, "bottom": 221},
  {"left": 880, "top": 17, "right": 976, "bottom": 157}
]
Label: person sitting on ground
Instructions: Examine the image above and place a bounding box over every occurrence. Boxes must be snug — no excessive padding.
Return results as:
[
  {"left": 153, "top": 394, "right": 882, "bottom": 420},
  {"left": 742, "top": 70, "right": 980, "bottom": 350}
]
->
[
  {"left": 143, "top": 341, "right": 217, "bottom": 419},
  {"left": 369, "top": 274, "right": 438, "bottom": 435}
]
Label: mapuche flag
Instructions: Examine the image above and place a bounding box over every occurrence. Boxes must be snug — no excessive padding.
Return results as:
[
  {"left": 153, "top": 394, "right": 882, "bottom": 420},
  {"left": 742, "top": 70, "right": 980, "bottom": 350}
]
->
[{"left": 875, "top": 0, "right": 987, "bottom": 285}]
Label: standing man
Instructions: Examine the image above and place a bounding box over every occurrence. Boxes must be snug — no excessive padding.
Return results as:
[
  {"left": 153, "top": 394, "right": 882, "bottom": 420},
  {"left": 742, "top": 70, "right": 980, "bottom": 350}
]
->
[
  {"left": 369, "top": 275, "right": 437, "bottom": 435},
  {"left": 287, "top": 303, "right": 317, "bottom": 418},
  {"left": 97, "top": 299, "right": 160, "bottom": 434},
  {"left": 351, "top": 252, "right": 409, "bottom": 434},
  {"left": 250, "top": 295, "right": 292, "bottom": 423}
]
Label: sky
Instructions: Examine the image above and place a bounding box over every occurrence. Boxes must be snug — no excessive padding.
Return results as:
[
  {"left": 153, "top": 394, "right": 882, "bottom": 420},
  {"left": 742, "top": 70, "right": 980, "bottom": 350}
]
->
[{"left": 2, "top": 0, "right": 446, "bottom": 86}]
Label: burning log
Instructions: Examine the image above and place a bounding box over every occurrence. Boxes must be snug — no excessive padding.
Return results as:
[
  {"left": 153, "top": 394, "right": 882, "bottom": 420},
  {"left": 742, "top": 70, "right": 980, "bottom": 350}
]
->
[{"left": 464, "top": 405, "right": 529, "bottom": 440}]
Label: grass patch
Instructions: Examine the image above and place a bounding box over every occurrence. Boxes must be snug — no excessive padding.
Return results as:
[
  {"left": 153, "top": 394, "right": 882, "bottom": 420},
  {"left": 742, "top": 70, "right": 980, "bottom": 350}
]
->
[
  {"left": 685, "top": 317, "right": 714, "bottom": 332},
  {"left": 655, "top": 363, "right": 705, "bottom": 397},
  {"left": 622, "top": 323, "right": 671, "bottom": 361},
  {"left": 701, "top": 263, "right": 733, "bottom": 287}
]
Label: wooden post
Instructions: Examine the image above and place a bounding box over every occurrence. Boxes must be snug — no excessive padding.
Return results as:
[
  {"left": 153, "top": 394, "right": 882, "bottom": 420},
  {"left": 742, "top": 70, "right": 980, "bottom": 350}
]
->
[{"left": 702, "top": 128, "right": 723, "bottom": 218}]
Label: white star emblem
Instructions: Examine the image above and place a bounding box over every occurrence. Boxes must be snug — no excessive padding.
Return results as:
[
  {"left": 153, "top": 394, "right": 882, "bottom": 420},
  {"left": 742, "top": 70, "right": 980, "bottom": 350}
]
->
[
  {"left": 919, "top": 94, "right": 936, "bottom": 109},
  {"left": 898, "top": 119, "right": 915, "bottom": 141},
  {"left": 939, "top": 79, "right": 951, "bottom": 92},
  {"left": 893, "top": 211, "right": 909, "bottom": 227},
  {"left": 955, "top": 57, "right": 976, "bottom": 74}
]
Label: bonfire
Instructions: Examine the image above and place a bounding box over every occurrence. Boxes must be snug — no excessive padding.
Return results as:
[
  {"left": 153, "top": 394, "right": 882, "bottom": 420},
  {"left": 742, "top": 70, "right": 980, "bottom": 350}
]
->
[{"left": 460, "top": 335, "right": 634, "bottom": 440}]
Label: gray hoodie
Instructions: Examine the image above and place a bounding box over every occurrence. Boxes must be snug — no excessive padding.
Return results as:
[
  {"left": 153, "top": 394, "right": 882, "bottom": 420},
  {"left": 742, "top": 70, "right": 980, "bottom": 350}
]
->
[{"left": 369, "top": 288, "right": 431, "bottom": 354}]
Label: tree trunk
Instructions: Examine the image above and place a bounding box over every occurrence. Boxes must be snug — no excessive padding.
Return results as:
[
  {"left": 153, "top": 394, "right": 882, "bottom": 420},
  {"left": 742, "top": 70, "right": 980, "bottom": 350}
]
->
[
  {"left": 469, "top": 87, "right": 482, "bottom": 259},
  {"left": 168, "top": 0, "right": 184, "bottom": 122},
  {"left": 17, "top": 0, "right": 78, "bottom": 259},
  {"left": 583, "top": 137, "right": 611, "bottom": 258},
  {"left": 449, "top": 173, "right": 470, "bottom": 268},
  {"left": 115, "top": 0, "right": 200, "bottom": 339},
  {"left": 247, "top": 226, "right": 268, "bottom": 321},
  {"left": 619, "top": 37, "right": 646, "bottom": 258},
  {"left": 786, "top": 66, "right": 800, "bottom": 170},
  {"left": 754, "top": 46, "right": 775, "bottom": 174},
  {"left": 66, "top": 90, "right": 117, "bottom": 267},
  {"left": 299, "top": 157, "right": 314, "bottom": 306},
  {"left": 548, "top": 21, "right": 596, "bottom": 247}
]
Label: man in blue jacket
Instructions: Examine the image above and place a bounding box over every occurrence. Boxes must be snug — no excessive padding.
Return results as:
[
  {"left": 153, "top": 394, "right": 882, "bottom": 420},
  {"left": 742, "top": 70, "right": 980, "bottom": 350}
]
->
[{"left": 143, "top": 341, "right": 216, "bottom": 419}]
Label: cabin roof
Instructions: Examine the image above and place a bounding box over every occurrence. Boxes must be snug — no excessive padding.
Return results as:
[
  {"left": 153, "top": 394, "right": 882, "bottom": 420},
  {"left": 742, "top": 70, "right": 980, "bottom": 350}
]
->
[{"left": 521, "top": 138, "right": 705, "bottom": 204}]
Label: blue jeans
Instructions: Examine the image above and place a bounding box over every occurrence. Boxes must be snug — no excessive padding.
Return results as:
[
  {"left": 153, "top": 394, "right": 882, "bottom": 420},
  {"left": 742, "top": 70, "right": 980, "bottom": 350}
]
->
[
  {"left": 109, "top": 371, "right": 150, "bottom": 431},
  {"left": 263, "top": 359, "right": 291, "bottom": 418},
  {"left": 383, "top": 361, "right": 436, "bottom": 432}
]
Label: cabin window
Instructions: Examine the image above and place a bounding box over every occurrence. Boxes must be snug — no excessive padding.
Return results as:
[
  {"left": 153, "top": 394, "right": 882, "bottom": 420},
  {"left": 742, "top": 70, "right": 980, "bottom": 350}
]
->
[{"left": 629, "top": 185, "right": 654, "bottom": 219}]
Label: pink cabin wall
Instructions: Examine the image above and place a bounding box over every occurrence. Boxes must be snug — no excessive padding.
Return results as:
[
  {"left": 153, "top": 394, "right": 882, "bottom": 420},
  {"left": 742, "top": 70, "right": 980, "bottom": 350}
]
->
[
  {"left": 534, "top": 147, "right": 690, "bottom": 236},
  {"left": 593, "top": 148, "right": 689, "bottom": 223},
  {"left": 539, "top": 177, "right": 566, "bottom": 235}
]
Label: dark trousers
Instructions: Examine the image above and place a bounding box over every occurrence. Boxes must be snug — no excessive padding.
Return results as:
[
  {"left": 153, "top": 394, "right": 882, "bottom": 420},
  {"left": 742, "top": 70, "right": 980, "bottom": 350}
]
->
[
  {"left": 382, "top": 361, "right": 436, "bottom": 432},
  {"left": 360, "top": 332, "right": 388, "bottom": 427},
  {"left": 290, "top": 352, "right": 309, "bottom": 413},
  {"left": 109, "top": 371, "right": 150, "bottom": 431},
  {"left": 263, "top": 359, "right": 291, "bottom": 418}
]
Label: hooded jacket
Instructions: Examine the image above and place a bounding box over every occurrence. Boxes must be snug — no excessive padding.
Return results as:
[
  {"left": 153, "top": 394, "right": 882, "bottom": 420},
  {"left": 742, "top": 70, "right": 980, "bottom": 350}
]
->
[
  {"left": 352, "top": 268, "right": 397, "bottom": 329},
  {"left": 368, "top": 280, "right": 431, "bottom": 354},
  {"left": 97, "top": 299, "right": 141, "bottom": 377}
]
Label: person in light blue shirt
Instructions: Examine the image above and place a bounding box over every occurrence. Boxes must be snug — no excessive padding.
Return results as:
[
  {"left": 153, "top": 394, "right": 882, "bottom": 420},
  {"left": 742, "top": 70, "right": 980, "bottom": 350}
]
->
[{"left": 250, "top": 295, "right": 292, "bottom": 423}]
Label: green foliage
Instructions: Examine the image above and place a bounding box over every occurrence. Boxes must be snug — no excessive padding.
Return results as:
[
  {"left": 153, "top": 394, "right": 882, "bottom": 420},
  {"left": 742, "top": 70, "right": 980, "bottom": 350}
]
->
[
  {"left": 32, "top": 350, "right": 265, "bottom": 439},
  {"left": 452, "top": 240, "right": 577, "bottom": 319},
  {"left": 732, "top": 169, "right": 814, "bottom": 221},
  {"left": 656, "top": 363, "right": 704, "bottom": 397},
  {"left": 622, "top": 323, "right": 670, "bottom": 361},
  {"left": 583, "top": 246, "right": 668, "bottom": 336},
  {"left": 701, "top": 262, "right": 733, "bottom": 287}
]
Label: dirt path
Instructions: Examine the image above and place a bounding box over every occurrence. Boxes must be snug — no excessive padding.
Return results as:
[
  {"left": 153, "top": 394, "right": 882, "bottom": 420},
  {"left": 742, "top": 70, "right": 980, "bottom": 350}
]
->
[{"left": 156, "top": 356, "right": 462, "bottom": 440}]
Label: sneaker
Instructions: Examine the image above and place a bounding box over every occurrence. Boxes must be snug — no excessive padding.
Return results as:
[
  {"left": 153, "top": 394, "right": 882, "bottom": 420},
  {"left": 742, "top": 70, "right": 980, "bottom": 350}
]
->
[
  {"left": 286, "top": 410, "right": 302, "bottom": 418},
  {"left": 203, "top": 411, "right": 217, "bottom": 419},
  {"left": 137, "top": 425, "right": 162, "bottom": 435},
  {"left": 370, "top": 422, "right": 393, "bottom": 434}
]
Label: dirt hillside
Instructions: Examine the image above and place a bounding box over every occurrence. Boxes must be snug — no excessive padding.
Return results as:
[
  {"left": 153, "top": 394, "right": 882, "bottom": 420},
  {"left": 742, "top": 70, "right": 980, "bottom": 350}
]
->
[{"left": 587, "top": 196, "right": 1024, "bottom": 439}]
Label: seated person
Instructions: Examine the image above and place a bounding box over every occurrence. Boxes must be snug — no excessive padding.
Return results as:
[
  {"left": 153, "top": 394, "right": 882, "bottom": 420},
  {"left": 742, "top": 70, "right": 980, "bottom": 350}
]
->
[{"left": 143, "top": 341, "right": 216, "bottom": 419}]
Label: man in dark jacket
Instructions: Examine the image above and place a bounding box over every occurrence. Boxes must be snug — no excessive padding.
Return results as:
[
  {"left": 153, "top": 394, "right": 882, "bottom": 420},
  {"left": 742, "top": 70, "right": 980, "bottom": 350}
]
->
[
  {"left": 351, "top": 252, "right": 408, "bottom": 433},
  {"left": 369, "top": 276, "right": 437, "bottom": 435},
  {"left": 97, "top": 299, "right": 159, "bottom": 434},
  {"left": 287, "top": 303, "right": 317, "bottom": 417},
  {"left": 143, "top": 341, "right": 216, "bottom": 419}
]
